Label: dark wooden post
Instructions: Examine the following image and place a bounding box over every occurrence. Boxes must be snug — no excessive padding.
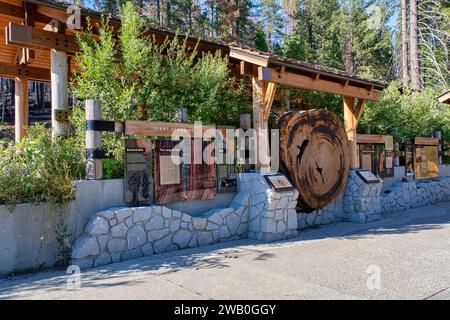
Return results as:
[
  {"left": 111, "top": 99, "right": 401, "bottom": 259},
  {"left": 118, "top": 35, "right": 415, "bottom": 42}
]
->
[{"left": 86, "top": 100, "right": 102, "bottom": 180}]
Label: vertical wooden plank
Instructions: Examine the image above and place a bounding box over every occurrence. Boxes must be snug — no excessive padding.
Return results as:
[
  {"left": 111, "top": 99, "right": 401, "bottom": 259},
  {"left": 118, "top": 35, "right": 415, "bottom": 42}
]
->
[
  {"left": 14, "top": 76, "right": 28, "bottom": 142},
  {"left": 85, "top": 100, "right": 103, "bottom": 180},
  {"left": 51, "top": 49, "right": 69, "bottom": 137},
  {"left": 343, "top": 96, "right": 358, "bottom": 169}
]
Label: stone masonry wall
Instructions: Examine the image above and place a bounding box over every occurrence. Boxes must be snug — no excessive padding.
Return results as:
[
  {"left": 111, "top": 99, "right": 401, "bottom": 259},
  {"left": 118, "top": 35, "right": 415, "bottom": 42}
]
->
[
  {"left": 343, "top": 170, "right": 384, "bottom": 224},
  {"left": 71, "top": 173, "right": 298, "bottom": 269},
  {"left": 240, "top": 173, "right": 298, "bottom": 242},
  {"left": 297, "top": 194, "right": 346, "bottom": 230},
  {"left": 343, "top": 171, "right": 450, "bottom": 224},
  {"left": 297, "top": 171, "right": 450, "bottom": 228},
  {"left": 381, "top": 177, "right": 450, "bottom": 214}
]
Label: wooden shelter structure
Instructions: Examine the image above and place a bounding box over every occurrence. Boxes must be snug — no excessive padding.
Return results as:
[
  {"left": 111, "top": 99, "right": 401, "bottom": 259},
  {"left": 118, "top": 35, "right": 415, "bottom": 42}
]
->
[{"left": 0, "top": 0, "right": 386, "bottom": 172}]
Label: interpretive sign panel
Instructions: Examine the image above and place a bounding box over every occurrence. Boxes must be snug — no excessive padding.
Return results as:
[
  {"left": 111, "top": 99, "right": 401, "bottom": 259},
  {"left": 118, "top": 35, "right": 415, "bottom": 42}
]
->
[
  {"left": 356, "top": 170, "right": 381, "bottom": 184},
  {"left": 125, "top": 139, "right": 153, "bottom": 206},
  {"left": 264, "top": 174, "right": 295, "bottom": 192},
  {"left": 155, "top": 139, "right": 216, "bottom": 204}
]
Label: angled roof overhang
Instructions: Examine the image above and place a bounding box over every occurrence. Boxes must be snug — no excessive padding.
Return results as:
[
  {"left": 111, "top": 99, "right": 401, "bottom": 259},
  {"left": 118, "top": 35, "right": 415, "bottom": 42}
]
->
[{"left": 230, "top": 46, "right": 387, "bottom": 101}]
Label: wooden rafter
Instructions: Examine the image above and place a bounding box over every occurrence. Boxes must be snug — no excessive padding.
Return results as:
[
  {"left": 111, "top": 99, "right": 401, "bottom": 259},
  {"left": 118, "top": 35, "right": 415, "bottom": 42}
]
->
[{"left": 0, "top": 62, "right": 50, "bottom": 81}]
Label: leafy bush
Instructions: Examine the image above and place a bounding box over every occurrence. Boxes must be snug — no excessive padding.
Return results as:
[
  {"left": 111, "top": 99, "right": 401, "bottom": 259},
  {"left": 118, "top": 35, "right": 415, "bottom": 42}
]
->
[
  {"left": 0, "top": 125, "right": 85, "bottom": 207},
  {"left": 360, "top": 83, "right": 450, "bottom": 141},
  {"left": 70, "top": 2, "right": 251, "bottom": 173}
]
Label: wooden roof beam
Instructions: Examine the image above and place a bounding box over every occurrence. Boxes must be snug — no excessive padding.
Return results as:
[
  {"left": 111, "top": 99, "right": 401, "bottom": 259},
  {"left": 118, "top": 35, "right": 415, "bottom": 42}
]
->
[
  {"left": 0, "top": 2, "right": 53, "bottom": 24},
  {"left": 230, "top": 47, "right": 269, "bottom": 67},
  {"left": 0, "top": 2, "right": 26, "bottom": 20},
  {"left": 5, "top": 22, "right": 79, "bottom": 54},
  {"left": 258, "top": 67, "right": 380, "bottom": 101},
  {"left": 0, "top": 62, "right": 50, "bottom": 82}
]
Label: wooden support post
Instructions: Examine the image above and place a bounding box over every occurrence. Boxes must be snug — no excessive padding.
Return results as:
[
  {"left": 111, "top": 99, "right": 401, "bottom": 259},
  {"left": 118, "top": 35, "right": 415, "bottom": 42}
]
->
[
  {"left": 252, "top": 77, "right": 277, "bottom": 173},
  {"left": 14, "top": 76, "right": 28, "bottom": 142},
  {"left": 344, "top": 97, "right": 365, "bottom": 169},
  {"left": 51, "top": 49, "right": 69, "bottom": 137},
  {"left": 86, "top": 100, "right": 103, "bottom": 180}
]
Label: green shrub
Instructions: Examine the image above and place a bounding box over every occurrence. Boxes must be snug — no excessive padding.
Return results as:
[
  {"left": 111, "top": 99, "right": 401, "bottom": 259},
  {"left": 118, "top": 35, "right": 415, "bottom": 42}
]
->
[
  {"left": 70, "top": 2, "right": 251, "bottom": 172},
  {"left": 0, "top": 125, "right": 85, "bottom": 207},
  {"left": 360, "top": 83, "right": 450, "bottom": 141}
]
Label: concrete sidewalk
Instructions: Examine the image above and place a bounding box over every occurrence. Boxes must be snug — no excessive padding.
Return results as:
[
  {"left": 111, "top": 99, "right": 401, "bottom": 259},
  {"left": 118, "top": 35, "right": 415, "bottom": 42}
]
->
[{"left": 0, "top": 201, "right": 449, "bottom": 300}]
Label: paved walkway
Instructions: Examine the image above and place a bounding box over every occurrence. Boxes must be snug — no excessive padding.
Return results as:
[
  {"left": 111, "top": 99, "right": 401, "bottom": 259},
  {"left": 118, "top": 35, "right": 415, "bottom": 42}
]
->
[{"left": 0, "top": 202, "right": 449, "bottom": 300}]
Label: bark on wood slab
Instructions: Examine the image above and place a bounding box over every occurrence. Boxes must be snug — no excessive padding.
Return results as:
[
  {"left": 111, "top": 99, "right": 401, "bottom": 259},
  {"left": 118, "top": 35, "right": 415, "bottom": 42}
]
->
[{"left": 278, "top": 109, "right": 350, "bottom": 210}]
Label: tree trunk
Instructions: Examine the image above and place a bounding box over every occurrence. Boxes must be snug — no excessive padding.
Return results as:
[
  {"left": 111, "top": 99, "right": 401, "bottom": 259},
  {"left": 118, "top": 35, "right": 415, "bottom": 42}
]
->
[
  {"left": 210, "top": 3, "right": 214, "bottom": 37},
  {"left": 166, "top": 0, "right": 171, "bottom": 28},
  {"left": 156, "top": 0, "right": 161, "bottom": 24},
  {"left": 278, "top": 109, "right": 351, "bottom": 210},
  {"left": 402, "top": 0, "right": 409, "bottom": 88},
  {"left": 343, "top": 36, "right": 353, "bottom": 74},
  {"left": 410, "top": 0, "right": 421, "bottom": 90}
]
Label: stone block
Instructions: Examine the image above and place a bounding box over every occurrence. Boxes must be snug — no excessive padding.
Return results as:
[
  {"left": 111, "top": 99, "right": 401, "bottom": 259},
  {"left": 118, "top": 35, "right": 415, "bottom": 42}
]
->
[
  {"left": 108, "top": 239, "right": 126, "bottom": 253},
  {"left": 147, "top": 228, "right": 170, "bottom": 241},
  {"left": 127, "top": 225, "right": 146, "bottom": 250},
  {"left": 169, "top": 219, "right": 181, "bottom": 232},
  {"left": 197, "top": 232, "right": 213, "bottom": 247},
  {"left": 115, "top": 208, "right": 133, "bottom": 222},
  {"left": 72, "top": 236, "right": 100, "bottom": 259},
  {"left": 145, "top": 215, "right": 164, "bottom": 231},
  {"left": 286, "top": 210, "right": 297, "bottom": 230},
  {"left": 207, "top": 212, "right": 223, "bottom": 225},
  {"left": 111, "top": 222, "right": 128, "bottom": 238},
  {"left": 153, "top": 235, "right": 172, "bottom": 253},
  {"left": 276, "top": 221, "right": 286, "bottom": 233},
  {"left": 133, "top": 207, "right": 152, "bottom": 224},
  {"left": 206, "top": 222, "right": 220, "bottom": 231},
  {"left": 96, "top": 210, "right": 116, "bottom": 220},
  {"left": 162, "top": 207, "right": 172, "bottom": 218},
  {"left": 225, "top": 213, "right": 241, "bottom": 235},
  {"left": 98, "top": 235, "right": 109, "bottom": 250},
  {"left": 192, "top": 217, "right": 207, "bottom": 230},
  {"left": 173, "top": 230, "right": 192, "bottom": 248},
  {"left": 260, "top": 218, "right": 276, "bottom": 233},
  {"left": 86, "top": 216, "right": 109, "bottom": 236},
  {"left": 219, "top": 225, "right": 231, "bottom": 239}
]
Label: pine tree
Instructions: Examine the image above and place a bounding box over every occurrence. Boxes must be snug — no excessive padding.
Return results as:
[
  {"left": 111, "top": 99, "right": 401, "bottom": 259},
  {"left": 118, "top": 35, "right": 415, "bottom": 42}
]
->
[{"left": 256, "top": 0, "right": 284, "bottom": 51}]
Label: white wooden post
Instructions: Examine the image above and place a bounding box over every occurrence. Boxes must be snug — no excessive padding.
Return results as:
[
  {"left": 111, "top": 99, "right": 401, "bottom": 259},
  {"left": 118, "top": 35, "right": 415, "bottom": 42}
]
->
[
  {"left": 51, "top": 49, "right": 69, "bottom": 137},
  {"left": 86, "top": 100, "right": 103, "bottom": 180}
]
